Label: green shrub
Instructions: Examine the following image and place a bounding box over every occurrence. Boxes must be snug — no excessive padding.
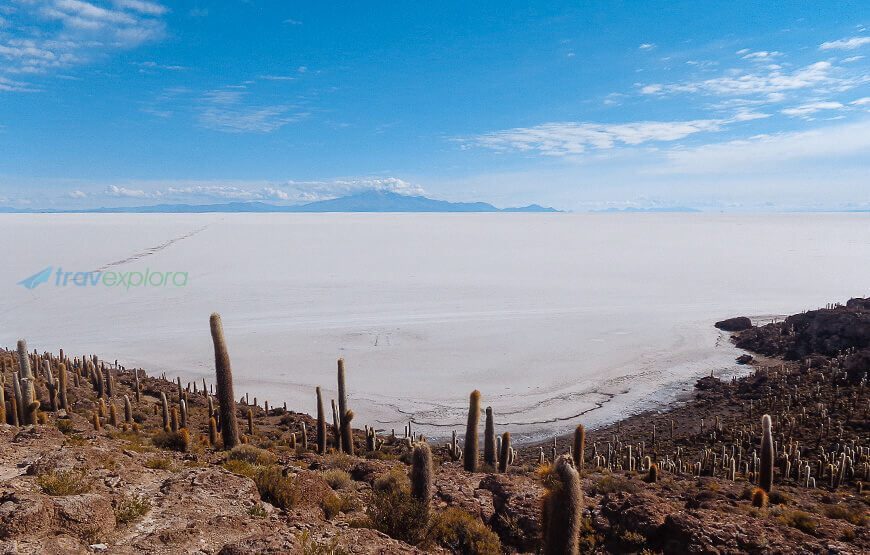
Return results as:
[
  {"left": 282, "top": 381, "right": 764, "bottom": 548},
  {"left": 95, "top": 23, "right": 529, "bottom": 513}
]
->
[
  {"left": 228, "top": 444, "right": 277, "bottom": 466},
  {"left": 248, "top": 504, "right": 267, "bottom": 518},
  {"left": 254, "top": 466, "right": 298, "bottom": 509},
  {"left": 426, "top": 508, "right": 501, "bottom": 554},
  {"left": 323, "top": 469, "right": 352, "bottom": 490},
  {"left": 114, "top": 494, "right": 151, "bottom": 524},
  {"left": 36, "top": 470, "right": 91, "bottom": 496}
]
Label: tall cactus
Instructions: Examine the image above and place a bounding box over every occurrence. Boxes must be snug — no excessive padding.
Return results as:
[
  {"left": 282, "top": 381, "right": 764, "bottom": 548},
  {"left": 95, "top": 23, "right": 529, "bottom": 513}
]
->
[
  {"left": 411, "top": 442, "right": 433, "bottom": 515},
  {"left": 463, "top": 390, "right": 481, "bottom": 472},
  {"left": 44, "top": 361, "right": 57, "bottom": 412},
  {"left": 331, "top": 399, "right": 341, "bottom": 451},
  {"left": 498, "top": 432, "right": 511, "bottom": 473},
  {"left": 760, "top": 414, "right": 774, "bottom": 493},
  {"left": 160, "top": 392, "right": 170, "bottom": 432},
  {"left": 17, "top": 340, "right": 38, "bottom": 425},
  {"left": 123, "top": 395, "right": 132, "bottom": 423},
  {"left": 337, "top": 359, "right": 353, "bottom": 455},
  {"left": 573, "top": 424, "right": 585, "bottom": 472},
  {"left": 58, "top": 363, "right": 68, "bottom": 411},
  {"left": 0, "top": 380, "right": 5, "bottom": 425},
  {"left": 542, "top": 454, "right": 583, "bottom": 555},
  {"left": 210, "top": 313, "right": 240, "bottom": 449},
  {"left": 484, "top": 406, "right": 496, "bottom": 467},
  {"left": 316, "top": 387, "right": 327, "bottom": 454}
]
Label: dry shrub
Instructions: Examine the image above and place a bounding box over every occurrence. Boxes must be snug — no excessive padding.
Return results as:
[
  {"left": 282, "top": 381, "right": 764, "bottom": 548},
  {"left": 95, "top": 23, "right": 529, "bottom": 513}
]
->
[
  {"left": 37, "top": 470, "right": 91, "bottom": 496},
  {"left": 323, "top": 469, "right": 352, "bottom": 490},
  {"left": 114, "top": 494, "right": 151, "bottom": 524},
  {"left": 777, "top": 510, "right": 818, "bottom": 535},
  {"left": 426, "top": 508, "right": 501, "bottom": 554},
  {"left": 152, "top": 429, "right": 191, "bottom": 452},
  {"left": 367, "top": 469, "right": 428, "bottom": 544},
  {"left": 228, "top": 444, "right": 277, "bottom": 466},
  {"left": 254, "top": 466, "right": 298, "bottom": 509},
  {"left": 321, "top": 492, "right": 358, "bottom": 519}
]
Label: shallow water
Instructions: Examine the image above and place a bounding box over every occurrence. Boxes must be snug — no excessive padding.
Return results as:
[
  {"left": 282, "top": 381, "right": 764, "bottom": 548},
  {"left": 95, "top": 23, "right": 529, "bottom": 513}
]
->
[{"left": 2, "top": 213, "right": 868, "bottom": 442}]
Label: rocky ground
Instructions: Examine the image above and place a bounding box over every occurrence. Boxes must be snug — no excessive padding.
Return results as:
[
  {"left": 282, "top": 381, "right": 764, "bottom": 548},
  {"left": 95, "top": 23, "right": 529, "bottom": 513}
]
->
[{"left": 0, "top": 300, "right": 867, "bottom": 554}]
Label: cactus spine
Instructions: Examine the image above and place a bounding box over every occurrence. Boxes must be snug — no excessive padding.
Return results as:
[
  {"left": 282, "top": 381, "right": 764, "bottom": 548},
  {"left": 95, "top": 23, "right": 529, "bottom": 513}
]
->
[
  {"left": 410, "top": 442, "right": 433, "bottom": 510},
  {"left": 210, "top": 313, "right": 240, "bottom": 450},
  {"left": 337, "top": 359, "right": 353, "bottom": 455},
  {"left": 316, "top": 386, "right": 327, "bottom": 454},
  {"left": 573, "top": 424, "right": 585, "bottom": 472},
  {"left": 463, "top": 390, "right": 481, "bottom": 472},
  {"left": 760, "top": 414, "right": 774, "bottom": 493},
  {"left": 484, "top": 406, "right": 496, "bottom": 467}
]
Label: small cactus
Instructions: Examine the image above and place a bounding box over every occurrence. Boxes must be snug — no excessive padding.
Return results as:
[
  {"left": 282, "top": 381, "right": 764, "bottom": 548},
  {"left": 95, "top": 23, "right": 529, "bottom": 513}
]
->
[
  {"left": 58, "top": 363, "right": 68, "bottom": 411},
  {"left": 572, "top": 424, "right": 585, "bottom": 472},
  {"left": 410, "top": 442, "right": 433, "bottom": 508},
  {"left": 463, "top": 390, "right": 481, "bottom": 472},
  {"left": 123, "top": 395, "right": 132, "bottom": 423},
  {"left": 751, "top": 486, "right": 768, "bottom": 508},
  {"left": 542, "top": 455, "right": 583, "bottom": 555},
  {"left": 484, "top": 406, "right": 496, "bottom": 467},
  {"left": 498, "top": 432, "right": 511, "bottom": 473},
  {"left": 211, "top": 313, "right": 240, "bottom": 450},
  {"left": 208, "top": 416, "right": 218, "bottom": 447},
  {"left": 109, "top": 402, "right": 119, "bottom": 427},
  {"left": 647, "top": 462, "right": 659, "bottom": 483},
  {"left": 93, "top": 410, "right": 101, "bottom": 431},
  {"left": 247, "top": 408, "right": 254, "bottom": 435},
  {"left": 171, "top": 406, "right": 179, "bottom": 432}
]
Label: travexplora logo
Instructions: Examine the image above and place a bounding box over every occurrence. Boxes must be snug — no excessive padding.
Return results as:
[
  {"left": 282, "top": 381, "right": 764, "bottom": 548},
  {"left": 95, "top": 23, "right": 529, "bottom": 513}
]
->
[{"left": 18, "top": 266, "right": 189, "bottom": 290}]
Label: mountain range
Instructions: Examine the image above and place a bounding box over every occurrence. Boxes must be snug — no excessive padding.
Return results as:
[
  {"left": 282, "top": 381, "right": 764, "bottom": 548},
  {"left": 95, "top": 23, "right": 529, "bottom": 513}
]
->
[{"left": 0, "top": 191, "right": 559, "bottom": 214}]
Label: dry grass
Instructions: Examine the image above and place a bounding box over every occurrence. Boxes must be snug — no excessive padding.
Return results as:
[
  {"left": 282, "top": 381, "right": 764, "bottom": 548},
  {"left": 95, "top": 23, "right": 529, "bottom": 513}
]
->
[
  {"left": 323, "top": 469, "right": 352, "bottom": 490},
  {"left": 114, "top": 494, "right": 152, "bottom": 524},
  {"left": 36, "top": 470, "right": 91, "bottom": 496}
]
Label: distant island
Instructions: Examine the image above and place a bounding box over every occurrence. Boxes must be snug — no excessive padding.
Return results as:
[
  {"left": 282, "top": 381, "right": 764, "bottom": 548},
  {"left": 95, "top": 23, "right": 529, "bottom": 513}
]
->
[{"left": 0, "top": 191, "right": 560, "bottom": 214}]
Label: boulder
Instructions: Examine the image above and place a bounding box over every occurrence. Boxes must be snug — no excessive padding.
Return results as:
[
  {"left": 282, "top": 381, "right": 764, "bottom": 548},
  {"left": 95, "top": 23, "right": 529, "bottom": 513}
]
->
[{"left": 715, "top": 317, "right": 753, "bottom": 332}]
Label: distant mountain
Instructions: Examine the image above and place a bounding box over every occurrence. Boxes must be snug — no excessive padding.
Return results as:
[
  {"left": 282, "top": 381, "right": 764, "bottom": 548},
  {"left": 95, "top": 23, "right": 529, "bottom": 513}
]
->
[{"left": 0, "top": 191, "right": 560, "bottom": 214}]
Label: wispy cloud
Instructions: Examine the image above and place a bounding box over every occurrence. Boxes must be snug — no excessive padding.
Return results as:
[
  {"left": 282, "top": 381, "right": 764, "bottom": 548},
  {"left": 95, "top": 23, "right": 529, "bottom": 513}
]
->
[
  {"left": 197, "top": 88, "right": 308, "bottom": 133},
  {"left": 464, "top": 113, "right": 766, "bottom": 157},
  {"left": 781, "top": 101, "right": 844, "bottom": 118},
  {"left": 106, "top": 184, "right": 151, "bottom": 198},
  {"left": 0, "top": 0, "right": 168, "bottom": 83},
  {"left": 640, "top": 61, "right": 848, "bottom": 97},
  {"left": 660, "top": 119, "right": 870, "bottom": 173},
  {"left": 638, "top": 43, "right": 655, "bottom": 50},
  {"left": 819, "top": 36, "right": 870, "bottom": 51}
]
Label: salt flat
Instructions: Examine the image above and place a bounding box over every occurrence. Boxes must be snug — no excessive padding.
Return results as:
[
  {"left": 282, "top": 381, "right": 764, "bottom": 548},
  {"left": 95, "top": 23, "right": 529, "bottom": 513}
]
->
[{"left": 2, "top": 213, "right": 868, "bottom": 441}]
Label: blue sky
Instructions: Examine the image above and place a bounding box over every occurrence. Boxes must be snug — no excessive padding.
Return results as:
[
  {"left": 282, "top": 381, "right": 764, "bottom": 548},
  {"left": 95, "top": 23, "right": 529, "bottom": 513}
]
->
[{"left": 0, "top": 1, "right": 868, "bottom": 210}]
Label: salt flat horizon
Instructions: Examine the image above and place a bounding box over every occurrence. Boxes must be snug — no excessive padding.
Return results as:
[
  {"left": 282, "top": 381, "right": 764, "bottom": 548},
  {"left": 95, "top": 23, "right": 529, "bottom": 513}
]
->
[{"left": 2, "top": 212, "right": 868, "bottom": 442}]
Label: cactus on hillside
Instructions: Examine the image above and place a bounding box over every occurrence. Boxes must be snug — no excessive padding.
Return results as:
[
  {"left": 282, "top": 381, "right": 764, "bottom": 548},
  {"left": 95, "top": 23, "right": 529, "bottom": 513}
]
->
[
  {"left": 463, "top": 390, "right": 481, "bottom": 472},
  {"left": 498, "top": 432, "right": 511, "bottom": 473},
  {"left": 410, "top": 442, "right": 433, "bottom": 510},
  {"left": 760, "top": 414, "right": 774, "bottom": 493},
  {"left": 247, "top": 408, "right": 254, "bottom": 435},
  {"left": 210, "top": 313, "right": 240, "bottom": 450},
  {"left": 180, "top": 399, "right": 188, "bottom": 429},
  {"left": 17, "top": 340, "right": 38, "bottom": 425},
  {"left": 316, "top": 387, "right": 327, "bottom": 454},
  {"left": 58, "top": 363, "right": 68, "bottom": 411},
  {"left": 331, "top": 399, "right": 341, "bottom": 452},
  {"left": 484, "top": 406, "right": 496, "bottom": 466},
  {"left": 44, "top": 361, "right": 57, "bottom": 412},
  {"left": 208, "top": 416, "right": 218, "bottom": 447},
  {"left": 123, "top": 395, "right": 132, "bottom": 423},
  {"left": 160, "top": 392, "right": 170, "bottom": 432},
  {"left": 573, "top": 424, "right": 585, "bottom": 472},
  {"left": 542, "top": 454, "right": 583, "bottom": 555},
  {"left": 337, "top": 359, "right": 353, "bottom": 455}
]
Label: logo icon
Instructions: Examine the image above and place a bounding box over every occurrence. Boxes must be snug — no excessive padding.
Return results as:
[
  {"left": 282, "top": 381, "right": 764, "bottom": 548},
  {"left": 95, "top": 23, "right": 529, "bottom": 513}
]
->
[{"left": 17, "top": 266, "right": 53, "bottom": 290}]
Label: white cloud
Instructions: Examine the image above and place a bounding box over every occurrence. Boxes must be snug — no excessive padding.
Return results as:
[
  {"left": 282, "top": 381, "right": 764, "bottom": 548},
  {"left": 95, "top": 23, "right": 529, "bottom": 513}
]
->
[
  {"left": 842, "top": 55, "right": 865, "bottom": 63},
  {"left": 638, "top": 43, "right": 655, "bottom": 50},
  {"left": 68, "top": 190, "right": 87, "bottom": 198},
  {"left": 851, "top": 97, "right": 870, "bottom": 106},
  {"left": 741, "top": 50, "right": 782, "bottom": 61},
  {"left": 641, "top": 61, "right": 846, "bottom": 97},
  {"left": 781, "top": 101, "right": 844, "bottom": 117},
  {"left": 106, "top": 185, "right": 150, "bottom": 198},
  {"left": 819, "top": 36, "right": 870, "bottom": 51},
  {"left": 0, "top": 0, "right": 167, "bottom": 80},
  {"left": 0, "top": 75, "right": 37, "bottom": 92},
  {"left": 661, "top": 120, "right": 870, "bottom": 173}
]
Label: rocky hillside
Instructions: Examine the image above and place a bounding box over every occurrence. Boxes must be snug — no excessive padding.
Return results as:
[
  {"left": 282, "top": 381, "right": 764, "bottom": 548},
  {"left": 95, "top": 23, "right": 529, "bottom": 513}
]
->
[{"left": 0, "top": 302, "right": 867, "bottom": 554}]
